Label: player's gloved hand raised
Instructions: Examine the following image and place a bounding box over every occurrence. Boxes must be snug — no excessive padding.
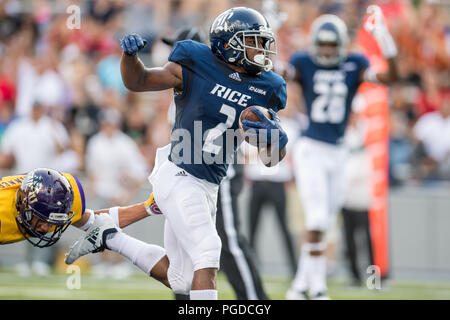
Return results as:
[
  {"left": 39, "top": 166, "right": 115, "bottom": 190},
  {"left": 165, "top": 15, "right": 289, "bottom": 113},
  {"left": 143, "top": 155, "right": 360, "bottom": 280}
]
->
[
  {"left": 120, "top": 33, "right": 147, "bottom": 56},
  {"left": 242, "top": 108, "right": 288, "bottom": 150},
  {"left": 364, "top": 5, "right": 397, "bottom": 59}
]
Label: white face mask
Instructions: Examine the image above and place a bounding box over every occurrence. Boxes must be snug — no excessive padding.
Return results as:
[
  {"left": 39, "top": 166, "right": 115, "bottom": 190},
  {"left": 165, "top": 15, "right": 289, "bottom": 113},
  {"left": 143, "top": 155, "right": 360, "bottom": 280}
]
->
[
  {"left": 308, "top": 14, "right": 349, "bottom": 67},
  {"left": 227, "top": 30, "right": 277, "bottom": 72}
]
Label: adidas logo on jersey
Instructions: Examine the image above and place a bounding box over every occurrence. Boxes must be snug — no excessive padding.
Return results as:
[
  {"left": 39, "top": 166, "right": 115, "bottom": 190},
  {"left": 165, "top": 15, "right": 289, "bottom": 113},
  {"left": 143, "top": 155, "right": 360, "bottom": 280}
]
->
[
  {"left": 175, "top": 170, "right": 187, "bottom": 177},
  {"left": 228, "top": 72, "right": 242, "bottom": 82}
]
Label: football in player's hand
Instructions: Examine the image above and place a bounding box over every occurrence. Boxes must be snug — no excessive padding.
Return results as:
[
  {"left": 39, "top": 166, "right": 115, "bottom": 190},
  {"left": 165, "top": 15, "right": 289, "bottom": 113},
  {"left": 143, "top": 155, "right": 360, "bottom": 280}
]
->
[{"left": 239, "top": 106, "right": 273, "bottom": 145}]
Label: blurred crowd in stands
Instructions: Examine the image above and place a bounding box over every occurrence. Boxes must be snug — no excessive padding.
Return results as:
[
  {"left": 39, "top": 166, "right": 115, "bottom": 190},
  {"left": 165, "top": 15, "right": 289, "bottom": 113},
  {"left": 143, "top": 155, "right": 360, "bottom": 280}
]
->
[{"left": 0, "top": 0, "right": 448, "bottom": 196}]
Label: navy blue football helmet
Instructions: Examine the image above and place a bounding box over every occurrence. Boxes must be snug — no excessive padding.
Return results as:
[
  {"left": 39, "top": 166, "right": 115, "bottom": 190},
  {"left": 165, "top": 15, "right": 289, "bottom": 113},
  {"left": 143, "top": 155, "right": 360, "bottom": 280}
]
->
[
  {"left": 309, "top": 14, "right": 349, "bottom": 67},
  {"left": 15, "top": 168, "right": 75, "bottom": 247},
  {"left": 210, "top": 7, "right": 276, "bottom": 76}
]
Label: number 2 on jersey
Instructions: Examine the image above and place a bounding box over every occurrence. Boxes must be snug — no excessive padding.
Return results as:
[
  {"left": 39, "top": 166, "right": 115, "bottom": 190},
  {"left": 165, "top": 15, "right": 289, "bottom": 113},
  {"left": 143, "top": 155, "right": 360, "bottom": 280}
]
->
[
  {"left": 203, "top": 104, "right": 236, "bottom": 155},
  {"left": 311, "top": 81, "right": 348, "bottom": 124}
]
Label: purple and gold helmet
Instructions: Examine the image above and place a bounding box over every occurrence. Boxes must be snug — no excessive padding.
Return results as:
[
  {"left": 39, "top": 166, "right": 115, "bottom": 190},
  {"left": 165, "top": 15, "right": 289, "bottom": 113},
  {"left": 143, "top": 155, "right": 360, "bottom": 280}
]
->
[{"left": 15, "top": 168, "right": 74, "bottom": 247}]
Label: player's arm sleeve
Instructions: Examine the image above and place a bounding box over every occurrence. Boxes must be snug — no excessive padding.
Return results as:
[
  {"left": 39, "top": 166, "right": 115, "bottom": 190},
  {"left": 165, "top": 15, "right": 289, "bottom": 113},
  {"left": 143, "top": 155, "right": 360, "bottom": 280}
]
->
[
  {"left": 358, "top": 55, "right": 374, "bottom": 84},
  {"left": 268, "top": 80, "right": 287, "bottom": 112},
  {"left": 168, "top": 40, "right": 196, "bottom": 100},
  {"left": 288, "top": 53, "right": 304, "bottom": 84},
  {"left": 168, "top": 40, "right": 194, "bottom": 64},
  {"left": 359, "top": 54, "right": 370, "bottom": 70}
]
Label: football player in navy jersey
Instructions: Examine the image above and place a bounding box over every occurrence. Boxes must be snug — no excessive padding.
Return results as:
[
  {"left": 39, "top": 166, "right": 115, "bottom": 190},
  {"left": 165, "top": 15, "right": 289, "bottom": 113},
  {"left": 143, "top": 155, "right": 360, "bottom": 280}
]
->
[
  {"left": 286, "top": 6, "right": 398, "bottom": 300},
  {"left": 65, "top": 7, "right": 288, "bottom": 300},
  {"left": 162, "top": 26, "right": 268, "bottom": 300}
]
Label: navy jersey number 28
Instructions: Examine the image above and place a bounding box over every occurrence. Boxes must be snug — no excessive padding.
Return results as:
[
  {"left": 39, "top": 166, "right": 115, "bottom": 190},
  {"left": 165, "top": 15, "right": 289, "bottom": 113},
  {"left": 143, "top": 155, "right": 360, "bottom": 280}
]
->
[{"left": 290, "top": 52, "right": 369, "bottom": 145}]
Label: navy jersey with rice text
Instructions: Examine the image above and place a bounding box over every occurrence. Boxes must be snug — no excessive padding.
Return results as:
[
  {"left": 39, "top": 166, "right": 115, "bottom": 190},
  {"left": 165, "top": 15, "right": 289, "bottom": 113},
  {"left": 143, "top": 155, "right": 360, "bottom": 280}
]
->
[
  {"left": 168, "top": 40, "right": 286, "bottom": 184},
  {"left": 289, "top": 52, "right": 369, "bottom": 144}
]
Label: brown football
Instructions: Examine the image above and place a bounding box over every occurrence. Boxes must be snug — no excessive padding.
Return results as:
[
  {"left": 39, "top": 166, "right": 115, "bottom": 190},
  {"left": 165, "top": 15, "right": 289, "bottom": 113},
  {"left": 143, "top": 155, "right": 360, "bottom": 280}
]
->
[{"left": 239, "top": 106, "right": 272, "bottom": 145}]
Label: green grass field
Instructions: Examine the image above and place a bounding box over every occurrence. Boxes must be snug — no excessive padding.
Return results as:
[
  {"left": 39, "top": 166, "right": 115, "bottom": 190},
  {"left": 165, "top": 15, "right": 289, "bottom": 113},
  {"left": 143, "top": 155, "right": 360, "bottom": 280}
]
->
[{"left": 1, "top": 268, "right": 450, "bottom": 300}]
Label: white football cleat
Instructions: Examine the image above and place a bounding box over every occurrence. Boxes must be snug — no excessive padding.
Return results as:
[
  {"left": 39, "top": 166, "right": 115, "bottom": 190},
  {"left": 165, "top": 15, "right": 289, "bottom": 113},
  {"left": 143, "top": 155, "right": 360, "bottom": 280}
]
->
[
  {"left": 286, "top": 289, "right": 309, "bottom": 300},
  {"left": 65, "top": 213, "right": 118, "bottom": 265}
]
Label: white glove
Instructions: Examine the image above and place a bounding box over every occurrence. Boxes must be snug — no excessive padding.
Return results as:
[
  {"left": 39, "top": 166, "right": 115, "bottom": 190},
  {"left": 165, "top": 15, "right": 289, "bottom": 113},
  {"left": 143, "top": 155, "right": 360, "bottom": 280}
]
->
[{"left": 364, "top": 5, "right": 398, "bottom": 59}]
